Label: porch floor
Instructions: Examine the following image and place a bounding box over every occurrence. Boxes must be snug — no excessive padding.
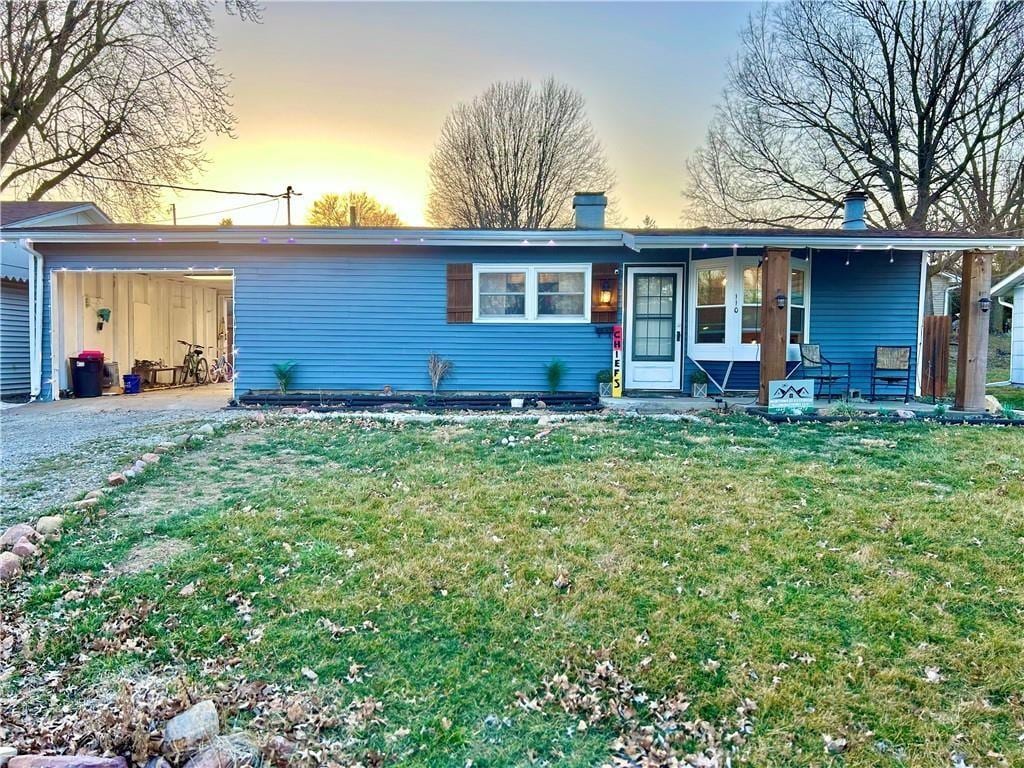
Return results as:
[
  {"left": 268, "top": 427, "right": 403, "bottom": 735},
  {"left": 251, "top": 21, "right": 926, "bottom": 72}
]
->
[{"left": 601, "top": 394, "right": 958, "bottom": 416}]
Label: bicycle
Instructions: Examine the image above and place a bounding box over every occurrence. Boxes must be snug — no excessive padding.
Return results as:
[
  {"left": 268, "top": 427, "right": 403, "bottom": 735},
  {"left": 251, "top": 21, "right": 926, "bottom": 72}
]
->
[
  {"left": 178, "top": 340, "right": 209, "bottom": 385},
  {"left": 209, "top": 353, "right": 234, "bottom": 384}
]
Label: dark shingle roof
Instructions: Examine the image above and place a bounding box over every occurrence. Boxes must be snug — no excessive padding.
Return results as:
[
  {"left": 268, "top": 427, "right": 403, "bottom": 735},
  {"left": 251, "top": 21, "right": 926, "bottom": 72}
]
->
[{"left": 0, "top": 200, "right": 110, "bottom": 226}]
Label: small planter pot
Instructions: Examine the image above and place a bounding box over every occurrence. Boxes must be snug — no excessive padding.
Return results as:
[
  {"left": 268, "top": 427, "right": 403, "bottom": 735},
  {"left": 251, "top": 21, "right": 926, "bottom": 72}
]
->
[
  {"left": 598, "top": 382, "right": 612, "bottom": 397},
  {"left": 692, "top": 383, "right": 708, "bottom": 398},
  {"left": 510, "top": 397, "right": 525, "bottom": 409}
]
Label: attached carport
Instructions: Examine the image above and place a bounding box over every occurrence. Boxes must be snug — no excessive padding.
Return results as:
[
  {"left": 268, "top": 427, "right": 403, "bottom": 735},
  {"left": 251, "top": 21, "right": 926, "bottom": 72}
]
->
[{"left": 48, "top": 267, "right": 234, "bottom": 401}]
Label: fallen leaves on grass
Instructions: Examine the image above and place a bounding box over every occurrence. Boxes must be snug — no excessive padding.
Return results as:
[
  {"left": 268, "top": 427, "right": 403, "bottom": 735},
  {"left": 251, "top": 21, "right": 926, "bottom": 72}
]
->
[
  {"left": 516, "top": 651, "right": 756, "bottom": 767},
  {"left": 1, "top": 665, "right": 389, "bottom": 767}
]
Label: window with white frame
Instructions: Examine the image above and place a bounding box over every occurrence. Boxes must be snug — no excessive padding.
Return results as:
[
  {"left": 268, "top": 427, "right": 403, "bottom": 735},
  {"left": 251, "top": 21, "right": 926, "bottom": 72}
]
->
[
  {"left": 473, "top": 264, "right": 591, "bottom": 323},
  {"left": 789, "top": 266, "right": 807, "bottom": 344},
  {"left": 688, "top": 256, "right": 809, "bottom": 360},
  {"left": 740, "top": 261, "right": 762, "bottom": 345},
  {"left": 694, "top": 265, "right": 727, "bottom": 343}
]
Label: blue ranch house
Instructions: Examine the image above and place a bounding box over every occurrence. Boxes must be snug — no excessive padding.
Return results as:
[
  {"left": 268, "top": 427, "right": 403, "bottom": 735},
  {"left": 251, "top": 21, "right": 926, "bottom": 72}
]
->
[{"left": 4, "top": 193, "right": 1021, "bottom": 410}]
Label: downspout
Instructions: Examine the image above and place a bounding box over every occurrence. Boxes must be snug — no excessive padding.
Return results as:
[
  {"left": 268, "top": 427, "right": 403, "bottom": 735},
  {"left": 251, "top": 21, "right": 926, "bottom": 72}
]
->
[{"left": 19, "top": 238, "right": 43, "bottom": 400}]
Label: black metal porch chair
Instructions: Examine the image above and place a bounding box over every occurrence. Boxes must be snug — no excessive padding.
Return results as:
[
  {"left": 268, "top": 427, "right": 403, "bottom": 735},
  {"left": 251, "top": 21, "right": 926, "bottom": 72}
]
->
[
  {"left": 798, "top": 344, "right": 850, "bottom": 402},
  {"left": 870, "top": 346, "right": 912, "bottom": 403}
]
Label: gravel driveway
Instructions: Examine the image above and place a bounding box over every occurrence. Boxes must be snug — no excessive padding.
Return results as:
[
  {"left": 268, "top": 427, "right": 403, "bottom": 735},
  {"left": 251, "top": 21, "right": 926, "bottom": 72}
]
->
[{"left": 1, "top": 385, "right": 239, "bottom": 525}]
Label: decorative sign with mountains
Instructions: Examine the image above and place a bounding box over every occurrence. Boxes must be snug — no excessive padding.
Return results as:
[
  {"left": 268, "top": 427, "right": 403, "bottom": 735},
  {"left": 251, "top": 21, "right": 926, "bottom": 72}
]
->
[{"left": 768, "top": 379, "right": 814, "bottom": 412}]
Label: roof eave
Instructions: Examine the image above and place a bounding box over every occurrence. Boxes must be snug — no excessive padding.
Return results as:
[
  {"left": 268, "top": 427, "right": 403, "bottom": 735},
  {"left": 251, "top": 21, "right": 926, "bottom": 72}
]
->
[
  {"left": 3, "top": 227, "right": 1022, "bottom": 252},
  {"left": 0, "top": 227, "right": 626, "bottom": 248},
  {"left": 629, "top": 233, "right": 1024, "bottom": 252},
  {"left": 991, "top": 264, "right": 1024, "bottom": 297}
]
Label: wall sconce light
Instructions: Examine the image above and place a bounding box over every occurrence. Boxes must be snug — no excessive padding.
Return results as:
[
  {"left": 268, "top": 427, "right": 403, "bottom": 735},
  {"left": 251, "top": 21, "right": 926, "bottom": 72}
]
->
[
  {"left": 775, "top": 291, "right": 787, "bottom": 310},
  {"left": 978, "top": 295, "right": 992, "bottom": 313},
  {"left": 599, "top": 279, "right": 613, "bottom": 306}
]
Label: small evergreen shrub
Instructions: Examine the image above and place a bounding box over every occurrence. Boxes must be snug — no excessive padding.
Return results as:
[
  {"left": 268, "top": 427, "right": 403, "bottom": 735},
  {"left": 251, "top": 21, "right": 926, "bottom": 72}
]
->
[{"left": 545, "top": 359, "right": 567, "bottom": 393}]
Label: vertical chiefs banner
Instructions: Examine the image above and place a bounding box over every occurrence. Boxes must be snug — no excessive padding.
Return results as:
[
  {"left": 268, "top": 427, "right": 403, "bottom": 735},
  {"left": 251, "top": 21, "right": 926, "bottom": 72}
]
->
[{"left": 611, "top": 324, "right": 623, "bottom": 397}]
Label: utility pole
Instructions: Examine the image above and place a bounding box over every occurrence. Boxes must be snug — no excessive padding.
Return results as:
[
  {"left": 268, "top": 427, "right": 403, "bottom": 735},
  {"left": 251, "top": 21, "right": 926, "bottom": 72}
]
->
[
  {"left": 170, "top": 203, "right": 177, "bottom": 225},
  {"left": 284, "top": 185, "right": 301, "bottom": 226}
]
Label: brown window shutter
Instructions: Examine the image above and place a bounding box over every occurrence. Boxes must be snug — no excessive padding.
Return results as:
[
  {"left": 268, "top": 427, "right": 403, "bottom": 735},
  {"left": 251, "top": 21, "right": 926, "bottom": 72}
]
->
[
  {"left": 591, "top": 263, "right": 619, "bottom": 324},
  {"left": 447, "top": 263, "right": 473, "bottom": 323}
]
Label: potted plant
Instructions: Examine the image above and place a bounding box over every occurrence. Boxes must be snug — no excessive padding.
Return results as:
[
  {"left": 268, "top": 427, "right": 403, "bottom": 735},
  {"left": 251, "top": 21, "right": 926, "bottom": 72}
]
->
[
  {"left": 691, "top": 369, "right": 709, "bottom": 398},
  {"left": 596, "top": 368, "right": 613, "bottom": 397}
]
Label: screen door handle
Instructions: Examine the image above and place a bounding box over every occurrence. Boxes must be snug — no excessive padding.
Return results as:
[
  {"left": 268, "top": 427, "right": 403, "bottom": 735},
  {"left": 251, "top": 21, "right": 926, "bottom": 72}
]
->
[{"left": 676, "top": 330, "right": 681, "bottom": 342}]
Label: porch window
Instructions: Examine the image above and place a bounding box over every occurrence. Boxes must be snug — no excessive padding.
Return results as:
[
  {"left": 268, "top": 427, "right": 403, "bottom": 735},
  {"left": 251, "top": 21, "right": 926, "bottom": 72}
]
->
[
  {"left": 688, "top": 255, "right": 809, "bottom": 360},
  {"left": 789, "top": 267, "right": 807, "bottom": 344},
  {"left": 473, "top": 264, "right": 591, "bottom": 323},
  {"left": 741, "top": 263, "right": 761, "bottom": 344},
  {"left": 695, "top": 267, "right": 727, "bottom": 343}
]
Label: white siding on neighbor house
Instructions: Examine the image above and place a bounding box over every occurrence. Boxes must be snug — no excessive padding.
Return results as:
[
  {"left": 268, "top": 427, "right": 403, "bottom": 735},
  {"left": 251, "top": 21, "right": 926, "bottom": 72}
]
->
[
  {"left": 1, "top": 278, "right": 30, "bottom": 397},
  {"left": 927, "top": 273, "right": 954, "bottom": 316},
  {"left": 1012, "top": 285, "right": 1023, "bottom": 386}
]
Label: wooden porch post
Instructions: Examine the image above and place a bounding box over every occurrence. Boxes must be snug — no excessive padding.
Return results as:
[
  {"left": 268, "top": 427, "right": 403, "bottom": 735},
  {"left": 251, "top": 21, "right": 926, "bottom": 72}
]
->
[
  {"left": 954, "top": 249, "right": 993, "bottom": 411},
  {"left": 758, "top": 247, "right": 791, "bottom": 405}
]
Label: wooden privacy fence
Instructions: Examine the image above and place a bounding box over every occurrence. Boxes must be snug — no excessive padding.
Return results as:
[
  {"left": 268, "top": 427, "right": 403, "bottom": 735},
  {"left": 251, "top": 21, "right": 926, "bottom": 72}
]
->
[{"left": 921, "top": 315, "right": 951, "bottom": 399}]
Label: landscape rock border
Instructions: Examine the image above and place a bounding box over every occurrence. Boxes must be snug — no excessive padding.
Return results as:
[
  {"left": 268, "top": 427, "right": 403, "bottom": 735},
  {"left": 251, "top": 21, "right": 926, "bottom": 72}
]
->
[{"left": 1, "top": 423, "right": 224, "bottom": 591}]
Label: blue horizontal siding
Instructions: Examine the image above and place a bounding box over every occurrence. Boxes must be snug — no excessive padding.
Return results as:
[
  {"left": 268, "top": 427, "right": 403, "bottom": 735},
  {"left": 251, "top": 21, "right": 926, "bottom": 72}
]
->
[
  {"left": 2, "top": 279, "right": 30, "bottom": 397},
  {"left": 36, "top": 243, "right": 924, "bottom": 400},
  {"left": 809, "top": 250, "right": 922, "bottom": 396},
  {"left": 40, "top": 245, "right": 628, "bottom": 397}
]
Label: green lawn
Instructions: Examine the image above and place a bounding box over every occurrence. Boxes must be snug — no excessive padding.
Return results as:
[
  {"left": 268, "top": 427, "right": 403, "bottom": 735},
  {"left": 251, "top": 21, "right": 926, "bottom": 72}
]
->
[{"left": 3, "top": 415, "right": 1023, "bottom": 767}]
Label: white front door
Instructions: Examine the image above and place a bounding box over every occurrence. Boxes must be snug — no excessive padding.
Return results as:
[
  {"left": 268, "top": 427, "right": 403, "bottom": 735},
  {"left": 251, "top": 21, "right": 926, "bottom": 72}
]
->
[{"left": 625, "top": 267, "right": 684, "bottom": 390}]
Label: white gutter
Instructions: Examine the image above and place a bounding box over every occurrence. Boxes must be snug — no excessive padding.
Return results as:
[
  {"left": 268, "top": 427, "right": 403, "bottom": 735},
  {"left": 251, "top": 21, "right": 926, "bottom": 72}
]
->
[
  {"left": 19, "top": 238, "right": 43, "bottom": 400},
  {"left": 4, "top": 226, "right": 1023, "bottom": 252},
  {"left": 1, "top": 227, "right": 626, "bottom": 248},
  {"left": 630, "top": 234, "right": 1024, "bottom": 252}
]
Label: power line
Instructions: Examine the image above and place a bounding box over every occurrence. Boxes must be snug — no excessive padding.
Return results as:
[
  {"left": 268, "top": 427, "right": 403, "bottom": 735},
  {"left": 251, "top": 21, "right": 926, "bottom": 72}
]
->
[
  {"left": 4, "top": 162, "right": 284, "bottom": 197},
  {"left": 153, "top": 195, "right": 284, "bottom": 224}
]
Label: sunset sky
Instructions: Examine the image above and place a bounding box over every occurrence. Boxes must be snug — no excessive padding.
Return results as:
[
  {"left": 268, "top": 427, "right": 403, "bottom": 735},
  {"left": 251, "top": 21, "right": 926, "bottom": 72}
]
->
[{"left": 158, "top": 1, "right": 755, "bottom": 227}]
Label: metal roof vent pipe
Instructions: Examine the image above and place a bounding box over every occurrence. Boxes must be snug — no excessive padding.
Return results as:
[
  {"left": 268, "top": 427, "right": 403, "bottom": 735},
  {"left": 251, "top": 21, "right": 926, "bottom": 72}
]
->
[
  {"left": 573, "top": 192, "right": 607, "bottom": 229},
  {"left": 349, "top": 205, "right": 359, "bottom": 227},
  {"left": 842, "top": 189, "right": 868, "bottom": 230}
]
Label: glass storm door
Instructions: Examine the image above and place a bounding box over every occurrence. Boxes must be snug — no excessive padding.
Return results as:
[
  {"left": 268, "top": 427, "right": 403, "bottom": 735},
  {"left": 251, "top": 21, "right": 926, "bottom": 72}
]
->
[{"left": 625, "top": 267, "right": 684, "bottom": 390}]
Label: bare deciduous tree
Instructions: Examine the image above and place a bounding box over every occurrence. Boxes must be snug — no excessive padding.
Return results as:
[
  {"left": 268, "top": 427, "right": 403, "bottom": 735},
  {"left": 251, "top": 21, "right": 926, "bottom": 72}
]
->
[
  {"left": 1, "top": 0, "right": 260, "bottom": 219},
  {"left": 307, "top": 191, "right": 403, "bottom": 227},
  {"left": 427, "top": 78, "right": 615, "bottom": 229},
  {"left": 684, "top": 0, "right": 1024, "bottom": 258}
]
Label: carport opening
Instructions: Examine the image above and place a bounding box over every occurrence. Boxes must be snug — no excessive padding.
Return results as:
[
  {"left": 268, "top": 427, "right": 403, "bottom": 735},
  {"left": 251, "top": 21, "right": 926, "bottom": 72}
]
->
[{"left": 51, "top": 269, "right": 235, "bottom": 402}]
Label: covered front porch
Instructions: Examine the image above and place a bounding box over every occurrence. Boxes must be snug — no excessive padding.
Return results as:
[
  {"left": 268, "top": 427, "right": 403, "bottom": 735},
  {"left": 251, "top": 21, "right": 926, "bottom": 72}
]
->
[{"left": 622, "top": 233, "right": 1009, "bottom": 412}]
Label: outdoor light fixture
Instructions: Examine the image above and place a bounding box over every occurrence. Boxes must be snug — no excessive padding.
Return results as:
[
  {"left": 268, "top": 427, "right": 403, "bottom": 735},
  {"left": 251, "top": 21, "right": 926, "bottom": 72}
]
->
[
  {"left": 979, "top": 295, "right": 992, "bottom": 313},
  {"left": 599, "top": 279, "right": 613, "bottom": 306},
  {"left": 775, "top": 291, "right": 787, "bottom": 310}
]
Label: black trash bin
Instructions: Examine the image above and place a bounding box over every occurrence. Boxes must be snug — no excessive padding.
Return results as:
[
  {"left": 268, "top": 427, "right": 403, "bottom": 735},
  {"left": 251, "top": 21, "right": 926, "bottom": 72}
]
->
[{"left": 70, "top": 350, "right": 105, "bottom": 398}]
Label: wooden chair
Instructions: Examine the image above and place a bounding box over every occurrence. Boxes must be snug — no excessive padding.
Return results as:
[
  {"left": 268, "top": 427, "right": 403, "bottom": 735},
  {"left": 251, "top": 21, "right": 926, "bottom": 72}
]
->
[
  {"left": 799, "top": 344, "right": 850, "bottom": 402},
  {"left": 870, "top": 346, "right": 912, "bottom": 403}
]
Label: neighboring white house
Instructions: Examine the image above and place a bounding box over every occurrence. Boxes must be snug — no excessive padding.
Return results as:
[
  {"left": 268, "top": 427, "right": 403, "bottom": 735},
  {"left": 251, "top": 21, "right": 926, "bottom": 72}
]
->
[
  {"left": 1, "top": 201, "right": 112, "bottom": 400},
  {"left": 926, "top": 270, "right": 959, "bottom": 316},
  {"left": 992, "top": 264, "right": 1024, "bottom": 387}
]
